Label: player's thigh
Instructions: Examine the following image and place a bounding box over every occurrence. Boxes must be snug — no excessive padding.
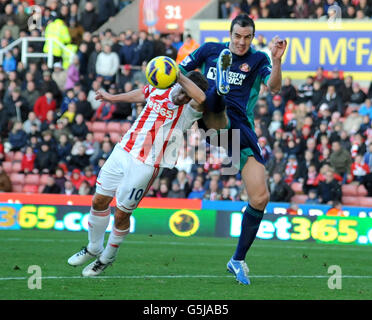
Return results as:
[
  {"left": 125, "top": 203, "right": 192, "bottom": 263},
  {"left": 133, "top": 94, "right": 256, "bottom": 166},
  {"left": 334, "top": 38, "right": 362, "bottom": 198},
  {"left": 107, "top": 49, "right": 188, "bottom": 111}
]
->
[
  {"left": 241, "top": 156, "right": 269, "bottom": 210},
  {"left": 95, "top": 145, "right": 127, "bottom": 198},
  {"left": 115, "top": 159, "right": 161, "bottom": 212}
]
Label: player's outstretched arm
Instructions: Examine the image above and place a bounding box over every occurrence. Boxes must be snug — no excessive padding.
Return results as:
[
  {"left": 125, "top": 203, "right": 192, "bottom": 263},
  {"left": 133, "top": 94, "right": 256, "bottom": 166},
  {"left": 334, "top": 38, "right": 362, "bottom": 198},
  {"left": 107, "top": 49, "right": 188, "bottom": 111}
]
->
[
  {"left": 95, "top": 89, "right": 146, "bottom": 104},
  {"left": 267, "top": 36, "right": 287, "bottom": 94},
  {"left": 177, "top": 73, "right": 206, "bottom": 108}
]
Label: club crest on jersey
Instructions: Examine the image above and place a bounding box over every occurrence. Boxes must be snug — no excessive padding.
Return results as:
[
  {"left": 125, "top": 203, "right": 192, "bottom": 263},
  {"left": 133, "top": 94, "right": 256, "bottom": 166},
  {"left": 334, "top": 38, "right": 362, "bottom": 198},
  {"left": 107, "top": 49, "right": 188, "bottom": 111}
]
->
[{"left": 239, "top": 63, "right": 250, "bottom": 72}]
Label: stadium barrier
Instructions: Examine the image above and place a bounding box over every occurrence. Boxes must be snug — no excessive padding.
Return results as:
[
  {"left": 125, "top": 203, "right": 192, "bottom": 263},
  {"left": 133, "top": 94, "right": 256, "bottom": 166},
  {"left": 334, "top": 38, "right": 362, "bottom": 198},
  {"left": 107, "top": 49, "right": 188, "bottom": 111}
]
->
[
  {"left": 1, "top": 194, "right": 371, "bottom": 246},
  {"left": 185, "top": 19, "right": 372, "bottom": 82}
]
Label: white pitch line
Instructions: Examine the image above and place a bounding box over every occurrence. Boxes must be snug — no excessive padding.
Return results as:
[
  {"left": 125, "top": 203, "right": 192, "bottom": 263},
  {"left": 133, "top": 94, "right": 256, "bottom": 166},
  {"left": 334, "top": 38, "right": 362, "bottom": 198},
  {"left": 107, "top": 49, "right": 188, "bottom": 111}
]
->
[
  {"left": 1, "top": 274, "right": 372, "bottom": 281},
  {"left": 1, "top": 237, "right": 371, "bottom": 252}
]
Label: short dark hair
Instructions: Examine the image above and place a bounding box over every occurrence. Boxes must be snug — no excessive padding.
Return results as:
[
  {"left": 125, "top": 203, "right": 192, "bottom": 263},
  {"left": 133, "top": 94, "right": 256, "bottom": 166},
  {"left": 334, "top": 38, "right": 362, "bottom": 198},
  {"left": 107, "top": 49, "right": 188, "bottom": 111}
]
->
[
  {"left": 186, "top": 71, "right": 209, "bottom": 92},
  {"left": 230, "top": 14, "right": 255, "bottom": 34}
]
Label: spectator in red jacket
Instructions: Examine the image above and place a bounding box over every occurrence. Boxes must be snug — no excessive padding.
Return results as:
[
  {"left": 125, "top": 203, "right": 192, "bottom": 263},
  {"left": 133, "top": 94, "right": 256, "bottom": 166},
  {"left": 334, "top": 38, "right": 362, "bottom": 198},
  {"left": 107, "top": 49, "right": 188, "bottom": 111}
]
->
[
  {"left": 350, "top": 154, "right": 370, "bottom": 183},
  {"left": 92, "top": 101, "right": 116, "bottom": 122},
  {"left": 34, "top": 91, "right": 56, "bottom": 122},
  {"left": 21, "top": 146, "right": 36, "bottom": 173},
  {"left": 70, "top": 168, "right": 85, "bottom": 189}
]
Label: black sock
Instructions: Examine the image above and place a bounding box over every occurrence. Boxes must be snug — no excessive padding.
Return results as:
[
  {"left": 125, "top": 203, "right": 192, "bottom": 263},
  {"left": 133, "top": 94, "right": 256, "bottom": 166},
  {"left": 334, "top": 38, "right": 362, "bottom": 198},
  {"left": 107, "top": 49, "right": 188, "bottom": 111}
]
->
[{"left": 233, "top": 204, "right": 264, "bottom": 261}]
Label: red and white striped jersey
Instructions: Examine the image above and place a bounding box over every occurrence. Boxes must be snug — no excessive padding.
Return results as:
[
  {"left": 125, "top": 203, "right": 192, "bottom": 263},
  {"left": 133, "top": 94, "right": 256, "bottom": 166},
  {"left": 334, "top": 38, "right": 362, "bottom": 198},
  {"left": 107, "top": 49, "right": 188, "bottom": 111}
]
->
[{"left": 119, "top": 84, "right": 202, "bottom": 168}]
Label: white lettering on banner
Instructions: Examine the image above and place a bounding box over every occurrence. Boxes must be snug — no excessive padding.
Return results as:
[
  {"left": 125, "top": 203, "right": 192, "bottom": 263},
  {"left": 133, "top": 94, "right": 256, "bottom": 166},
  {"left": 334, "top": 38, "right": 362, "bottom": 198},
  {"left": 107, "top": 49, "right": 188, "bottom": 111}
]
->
[{"left": 206, "top": 67, "right": 246, "bottom": 86}]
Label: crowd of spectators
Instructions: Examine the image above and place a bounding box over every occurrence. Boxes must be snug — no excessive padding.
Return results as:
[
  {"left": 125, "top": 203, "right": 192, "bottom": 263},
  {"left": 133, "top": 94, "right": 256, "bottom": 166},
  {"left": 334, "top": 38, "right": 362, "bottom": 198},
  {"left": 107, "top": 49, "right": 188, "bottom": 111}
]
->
[
  {"left": 0, "top": 0, "right": 372, "bottom": 207},
  {"left": 219, "top": 0, "right": 372, "bottom": 20}
]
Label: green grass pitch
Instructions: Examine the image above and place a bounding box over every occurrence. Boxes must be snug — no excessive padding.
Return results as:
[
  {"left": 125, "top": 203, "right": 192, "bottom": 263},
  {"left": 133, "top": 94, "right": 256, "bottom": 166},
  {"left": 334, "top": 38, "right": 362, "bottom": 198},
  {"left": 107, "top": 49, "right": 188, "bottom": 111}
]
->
[{"left": 1, "top": 229, "right": 371, "bottom": 300}]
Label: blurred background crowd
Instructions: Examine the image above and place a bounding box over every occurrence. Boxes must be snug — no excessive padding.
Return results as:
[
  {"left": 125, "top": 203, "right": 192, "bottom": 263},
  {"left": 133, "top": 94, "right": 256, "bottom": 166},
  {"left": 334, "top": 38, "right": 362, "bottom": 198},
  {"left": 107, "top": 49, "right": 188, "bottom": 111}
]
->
[{"left": 0, "top": 0, "right": 372, "bottom": 209}]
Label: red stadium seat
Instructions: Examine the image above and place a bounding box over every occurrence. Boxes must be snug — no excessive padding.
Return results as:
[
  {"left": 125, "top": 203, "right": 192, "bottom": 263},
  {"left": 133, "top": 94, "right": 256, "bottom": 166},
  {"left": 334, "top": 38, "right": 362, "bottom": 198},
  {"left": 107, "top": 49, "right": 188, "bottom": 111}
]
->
[
  {"left": 12, "top": 184, "right": 24, "bottom": 193},
  {"left": 25, "top": 174, "right": 40, "bottom": 185},
  {"left": 2, "top": 161, "right": 12, "bottom": 174},
  {"left": 121, "top": 122, "right": 132, "bottom": 134},
  {"left": 14, "top": 151, "right": 24, "bottom": 161},
  {"left": 291, "top": 194, "right": 308, "bottom": 204},
  {"left": 86, "top": 121, "right": 92, "bottom": 131},
  {"left": 341, "top": 184, "right": 358, "bottom": 197},
  {"left": 92, "top": 121, "right": 107, "bottom": 133},
  {"left": 40, "top": 174, "right": 50, "bottom": 185},
  {"left": 106, "top": 122, "right": 122, "bottom": 133},
  {"left": 359, "top": 197, "right": 372, "bottom": 207},
  {"left": 93, "top": 132, "right": 105, "bottom": 142},
  {"left": 341, "top": 196, "right": 360, "bottom": 206},
  {"left": 110, "top": 132, "right": 122, "bottom": 143},
  {"left": 291, "top": 182, "right": 303, "bottom": 194},
  {"left": 357, "top": 185, "right": 368, "bottom": 197},
  {"left": 23, "top": 184, "right": 39, "bottom": 194},
  {"left": 12, "top": 162, "right": 22, "bottom": 173},
  {"left": 10, "top": 173, "right": 25, "bottom": 185},
  {"left": 5, "top": 151, "right": 14, "bottom": 162}
]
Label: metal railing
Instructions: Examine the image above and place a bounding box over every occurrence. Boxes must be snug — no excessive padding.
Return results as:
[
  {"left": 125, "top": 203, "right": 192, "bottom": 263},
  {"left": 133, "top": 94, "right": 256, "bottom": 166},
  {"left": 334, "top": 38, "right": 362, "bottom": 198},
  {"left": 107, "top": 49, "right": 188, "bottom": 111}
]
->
[{"left": 0, "top": 37, "right": 75, "bottom": 69}]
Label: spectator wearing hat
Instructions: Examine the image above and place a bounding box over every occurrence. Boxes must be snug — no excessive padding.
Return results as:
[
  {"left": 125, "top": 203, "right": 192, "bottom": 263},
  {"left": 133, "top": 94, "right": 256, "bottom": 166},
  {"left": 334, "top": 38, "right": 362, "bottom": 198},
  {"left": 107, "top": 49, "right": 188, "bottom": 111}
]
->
[
  {"left": 34, "top": 91, "right": 57, "bottom": 122},
  {"left": 70, "top": 168, "right": 85, "bottom": 189},
  {"left": 52, "top": 62, "right": 68, "bottom": 91},
  {"left": 269, "top": 94, "right": 285, "bottom": 116}
]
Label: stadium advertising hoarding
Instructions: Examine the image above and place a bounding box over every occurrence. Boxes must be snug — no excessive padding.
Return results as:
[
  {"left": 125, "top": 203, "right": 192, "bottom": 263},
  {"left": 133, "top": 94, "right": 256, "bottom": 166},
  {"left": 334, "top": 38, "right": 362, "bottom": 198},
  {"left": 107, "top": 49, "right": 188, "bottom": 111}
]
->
[
  {"left": 1, "top": 199, "right": 372, "bottom": 246},
  {"left": 198, "top": 20, "right": 372, "bottom": 81}
]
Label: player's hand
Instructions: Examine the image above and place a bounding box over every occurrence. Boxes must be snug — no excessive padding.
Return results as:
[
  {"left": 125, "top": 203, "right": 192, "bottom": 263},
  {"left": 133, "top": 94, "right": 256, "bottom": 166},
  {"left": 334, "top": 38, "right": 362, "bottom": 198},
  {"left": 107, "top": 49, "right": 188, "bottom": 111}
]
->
[
  {"left": 95, "top": 89, "right": 112, "bottom": 102},
  {"left": 271, "top": 36, "right": 287, "bottom": 61}
]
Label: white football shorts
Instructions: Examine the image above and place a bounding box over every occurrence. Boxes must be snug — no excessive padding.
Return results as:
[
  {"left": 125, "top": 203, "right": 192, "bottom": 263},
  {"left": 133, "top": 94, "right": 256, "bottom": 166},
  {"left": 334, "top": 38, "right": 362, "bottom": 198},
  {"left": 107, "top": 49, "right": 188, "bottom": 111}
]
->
[{"left": 95, "top": 144, "right": 161, "bottom": 212}]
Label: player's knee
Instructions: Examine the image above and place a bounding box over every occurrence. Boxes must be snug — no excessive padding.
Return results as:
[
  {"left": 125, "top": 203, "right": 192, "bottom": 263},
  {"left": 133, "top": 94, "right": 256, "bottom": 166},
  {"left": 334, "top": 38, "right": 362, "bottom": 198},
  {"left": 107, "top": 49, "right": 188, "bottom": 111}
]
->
[
  {"left": 250, "top": 190, "right": 269, "bottom": 211},
  {"left": 92, "top": 193, "right": 112, "bottom": 211}
]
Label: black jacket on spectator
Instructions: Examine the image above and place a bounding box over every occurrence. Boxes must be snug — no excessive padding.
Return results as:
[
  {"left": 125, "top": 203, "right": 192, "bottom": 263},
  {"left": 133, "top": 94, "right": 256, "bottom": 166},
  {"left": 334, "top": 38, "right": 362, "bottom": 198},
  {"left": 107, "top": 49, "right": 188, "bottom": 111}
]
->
[
  {"left": 269, "top": 180, "right": 294, "bottom": 202},
  {"left": 350, "top": 89, "right": 367, "bottom": 105},
  {"left": 57, "top": 142, "right": 72, "bottom": 163},
  {"left": 98, "top": 0, "right": 117, "bottom": 26},
  {"left": 42, "top": 183, "right": 61, "bottom": 194},
  {"left": 119, "top": 43, "right": 138, "bottom": 66},
  {"left": 40, "top": 79, "right": 61, "bottom": 102},
  {"left": 80, "top": 9, "right": 98, "bottom": 33},
  {"left": 76, "top": 101, "right": 94, "bottom": 121},
  {"left": 136, "top": 39, "right": 154, "bottom": 65},
  {"left": 317, "top": 179, "right": 342, "bottom": 204},
  {"left": 9, "top": 129, "right": 28, "bottom": 151},
  {"left": 70, "top": 122, "right": 89, "bottom": 140},
  {"left": 34, "top": 149, "right": 58, "bottom": 173},
  {"left": 0, "top": 104, "right": 9, "bottom": 136},
  {"left": 68, "top": 153, "right": 90, "bottom": 171},
  {"left": 318, "top": 94, "right": 344, "bottom": 113}
]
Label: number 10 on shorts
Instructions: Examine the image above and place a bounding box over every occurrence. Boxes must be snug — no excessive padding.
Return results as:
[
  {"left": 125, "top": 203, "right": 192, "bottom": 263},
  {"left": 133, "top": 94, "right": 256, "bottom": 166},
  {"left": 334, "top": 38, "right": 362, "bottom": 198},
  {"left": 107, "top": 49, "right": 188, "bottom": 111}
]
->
[{"left": 128, "top": 188, "right": 144, "bottom": 201}]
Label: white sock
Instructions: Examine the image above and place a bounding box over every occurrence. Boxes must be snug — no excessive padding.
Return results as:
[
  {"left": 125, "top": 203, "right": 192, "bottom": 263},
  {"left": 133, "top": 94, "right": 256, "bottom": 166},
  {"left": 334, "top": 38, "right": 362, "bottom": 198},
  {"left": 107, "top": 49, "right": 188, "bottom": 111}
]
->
[
  {"left": 100, "top": 226, "right": 129, "bottom": 264},
  {"left": 87, "top": 207, "right": 111, "bottom": 255}
]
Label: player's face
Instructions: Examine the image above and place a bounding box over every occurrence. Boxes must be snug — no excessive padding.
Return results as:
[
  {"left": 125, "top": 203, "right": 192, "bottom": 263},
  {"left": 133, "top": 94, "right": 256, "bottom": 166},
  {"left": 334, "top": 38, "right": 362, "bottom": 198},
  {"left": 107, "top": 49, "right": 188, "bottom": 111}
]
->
[
  {"left": 173, "top": 88, "right": 191, "bottom": 105},
  {"left": 229, "top": 24, "right": 254, "bottom": 56}
]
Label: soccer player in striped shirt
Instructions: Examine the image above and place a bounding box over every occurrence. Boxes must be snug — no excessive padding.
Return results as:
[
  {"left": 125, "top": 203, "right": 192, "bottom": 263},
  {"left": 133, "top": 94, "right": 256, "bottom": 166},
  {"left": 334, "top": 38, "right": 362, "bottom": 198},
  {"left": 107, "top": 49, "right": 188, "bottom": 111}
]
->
[{"left": 67, "top": 71, "right": 209, "bottom": 276}]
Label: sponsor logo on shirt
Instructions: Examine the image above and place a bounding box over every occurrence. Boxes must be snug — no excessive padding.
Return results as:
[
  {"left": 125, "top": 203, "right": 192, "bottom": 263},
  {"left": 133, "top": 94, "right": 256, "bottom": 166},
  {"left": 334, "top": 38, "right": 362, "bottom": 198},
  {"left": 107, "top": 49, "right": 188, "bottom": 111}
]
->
[{"left": 206, "top": 67, "right": 246, "bottom": 86}]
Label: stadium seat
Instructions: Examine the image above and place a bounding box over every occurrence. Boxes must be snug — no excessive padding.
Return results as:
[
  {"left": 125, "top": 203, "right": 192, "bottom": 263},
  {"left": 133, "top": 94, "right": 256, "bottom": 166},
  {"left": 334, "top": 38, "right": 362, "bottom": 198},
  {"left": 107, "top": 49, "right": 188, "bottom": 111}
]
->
[
  {"left": 359, "top": 197, "right": 372, "bottom": 207},
  {"left": 93, "top": 132, "right": 105, "bottom": 142},
  {"left": 121, "top": 122, "right": 132, "bottom": 134},
  {"left": 12, "top": 184, "right": 24, "bottom": 193},
  {"left": 25, "top": 174, "right": 40, "bottom": 185},
  {"left": 106, "top": 122, "right": 122, "bottom": 133},
  {"left": 38, "top": 185, "right": 45, "bottom": 193},
  {"left": 2, "top": 161, "right": 13, "bottom": 174},
  {"left": 40, "top": 174, "right": 50, "bottom": 185},
  {"left": 86, "top": 121, "right": 92, "bottom": 131},
  {"left": 14, "top": 151, "right": 24, "bottom": 161},
  {"left": 12, "top": 162, "right": 22, "bottom": 173},
  {"left": 291, "top": 182, "right": 303, "bottom": 194},
  {"left": 357, "top": 185, "right": 368, "bottom": 197},
  {"left": 291, "top": 194, "right": 308, "bottom": 204},
  {"left": 110, "top": 132, "right": 122, "bottom": 143},
  {"left": 341, "top": 196, "right": 360, "bottom": 206},
  {"left": 92, "top": 121, "right": 107, "bottom": 133},
  {"left": 341, "top": 184, "right": 358, "bottom": 197},
  {"left": 23, "top": 184, "right": 39, "bottom": 193},
  {"left": 10, "top": 173, "right": 25, "bottom": 185},
  {"left": 5, "top": 151, "right": 14, "bottom": 162}
]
